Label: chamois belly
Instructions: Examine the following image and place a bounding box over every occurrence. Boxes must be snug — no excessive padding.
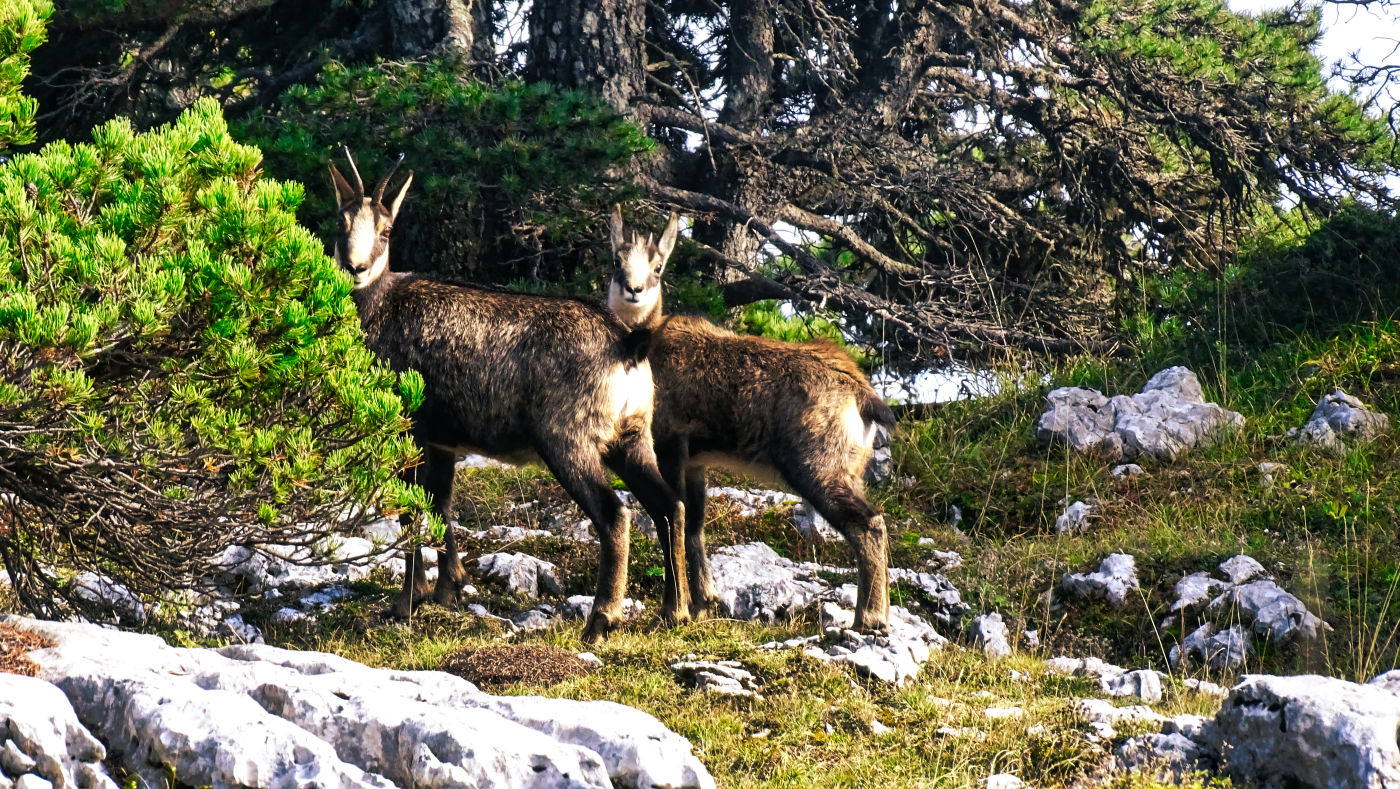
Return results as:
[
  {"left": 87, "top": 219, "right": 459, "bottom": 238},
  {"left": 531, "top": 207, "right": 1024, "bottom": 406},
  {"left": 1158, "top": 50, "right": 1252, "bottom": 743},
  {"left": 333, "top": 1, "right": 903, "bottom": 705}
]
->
[{"left": 686, "top": 450, "right": 786, "bottom": 487}]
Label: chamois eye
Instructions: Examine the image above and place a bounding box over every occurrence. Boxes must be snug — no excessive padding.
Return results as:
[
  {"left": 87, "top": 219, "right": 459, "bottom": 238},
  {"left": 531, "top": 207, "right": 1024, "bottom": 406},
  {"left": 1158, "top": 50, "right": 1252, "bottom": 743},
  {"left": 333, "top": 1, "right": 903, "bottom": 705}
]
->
[{"left": 653, "top": 265, "right": 663, "bottom": 274}]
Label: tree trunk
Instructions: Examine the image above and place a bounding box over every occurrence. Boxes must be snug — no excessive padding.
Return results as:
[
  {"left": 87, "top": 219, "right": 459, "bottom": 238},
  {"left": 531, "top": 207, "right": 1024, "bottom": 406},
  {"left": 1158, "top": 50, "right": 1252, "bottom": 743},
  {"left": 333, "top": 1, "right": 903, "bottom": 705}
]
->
[
  {"left": 386, "top": 0, "right": 485, "bottom": 58},
  {"left": 525, "top": 0, "right": 644, "bottom": 115},
  {"left": 692, "top": 0, "right": 775, "bottom": 273}
]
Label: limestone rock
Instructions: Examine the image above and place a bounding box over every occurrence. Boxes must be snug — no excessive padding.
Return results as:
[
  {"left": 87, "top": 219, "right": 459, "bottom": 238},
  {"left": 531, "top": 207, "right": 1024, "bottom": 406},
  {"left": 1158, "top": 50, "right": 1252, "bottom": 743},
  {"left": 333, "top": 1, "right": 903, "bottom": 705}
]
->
[
  {"left": 1171, "top": 572, "right": 1228, "bottom": 615},
  {"left": 474, "top": 552, "right": 562, "bottom": 598},
  {"left": 1172, "top": 622, "right": 1252, "bottom": 671},
  {"left": 1046, "top": 656, "right": 1165, "bottom": 703},
  {"left": 1292, "top": 389, "right": 1390, "bottom": 455},
  {"left": 562, "top": 595, "right": 645, "bottom": 622},
  {"left": 1207, "top": 580, "right": 1328, "bottom": 643},
  {"left": 5, "top": 616, "right": 715, "bottom": 789},
  {"left": 704, "top": 487, "right": 799, "bottom": 518},
  {"left": 708, "top": 542, "right": 832, "bottom": 622},
  {"left": 887, "top": 568, "right": 967, "bottom": 627},
  {"left": 981, "top": 773, "right": 1030, "bottom": 789},
  {"left": 670, "top": 661, "right": 762, "bottom": 700},
  {"left": 1061, "top": 554, "right": 1138, "bottom": 608},
  {"left": 968, "top": 613, "right": 1012, "bottom": 659},
  {"left": 1036, "top": 368, "right": 1243, "bottom": 461},
  {"left": 0, "top": 673, "right": 114, "bottom": 789},
  {"left": 1218, "top": 555, "right": 1268, "bottom": 585},
  {"left": 792, "top": 501, "right": 841, "bottom": 542},
  {"left": 1111, "top": 463, "right": 1144, "bottom": 478},
  {"left": 69, "top": 573, "right": 145, "bottom": 625},
  {"left": 1115, "top": 732, "right": 1214, "bottom": 782},
  {"left": 1053, "top": 500, "right": 1094, "bottom": 535},
  {"left": 1211, "top": 673, "right": 1400, "bottom": 788}
]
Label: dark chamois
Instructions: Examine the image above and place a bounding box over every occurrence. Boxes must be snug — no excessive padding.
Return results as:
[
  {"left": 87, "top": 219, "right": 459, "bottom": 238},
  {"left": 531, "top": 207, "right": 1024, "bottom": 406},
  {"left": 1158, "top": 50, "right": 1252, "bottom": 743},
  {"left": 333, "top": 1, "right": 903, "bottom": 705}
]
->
[
  {"left": 331, "top": 153, "right": 688, "bottom": 640},
  {"left": 607, "top": 207, "right": 895, "bottom": 631}
]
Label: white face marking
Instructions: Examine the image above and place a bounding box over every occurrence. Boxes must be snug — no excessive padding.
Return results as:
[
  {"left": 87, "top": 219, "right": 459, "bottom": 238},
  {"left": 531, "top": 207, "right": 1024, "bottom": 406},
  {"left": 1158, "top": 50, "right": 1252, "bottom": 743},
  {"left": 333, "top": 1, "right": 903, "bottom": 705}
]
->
[
  {"left": 608, "top": 242, "right": 662, "bottom": 326},
  {"left": 336, "top": 200, "right": 389, "bottom": 289}
]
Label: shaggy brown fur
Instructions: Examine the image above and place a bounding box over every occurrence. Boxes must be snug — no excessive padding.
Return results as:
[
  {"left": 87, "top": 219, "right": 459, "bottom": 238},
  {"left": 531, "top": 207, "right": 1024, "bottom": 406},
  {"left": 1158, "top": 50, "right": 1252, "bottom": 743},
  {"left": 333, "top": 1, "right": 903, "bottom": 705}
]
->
[
  {"left": 607, "top": 210, "right": 894, "bottom": 631},
  {"left": 332, "top": 154, "right": 688, "bottom": 641}
]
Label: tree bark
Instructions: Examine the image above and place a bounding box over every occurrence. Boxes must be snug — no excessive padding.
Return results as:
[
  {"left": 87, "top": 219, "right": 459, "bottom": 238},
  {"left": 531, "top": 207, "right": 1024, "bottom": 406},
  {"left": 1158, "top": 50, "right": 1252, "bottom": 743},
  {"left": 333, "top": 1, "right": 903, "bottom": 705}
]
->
[
  {"left": 691, "top": 0, "right": 775, "bottom": 274},
  {"left": 525, "top": 0, "right": 644, "bottom": 115},
  {"left": 386, "top": 0, "right": 484, "bottom": 58}
]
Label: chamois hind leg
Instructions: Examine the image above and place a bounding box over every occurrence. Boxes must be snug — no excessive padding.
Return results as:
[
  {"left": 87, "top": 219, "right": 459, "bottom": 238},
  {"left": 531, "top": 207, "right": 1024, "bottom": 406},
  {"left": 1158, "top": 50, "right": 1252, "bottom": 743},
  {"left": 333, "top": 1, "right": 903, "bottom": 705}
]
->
[
  {"left": 539, "top": 443, "right": 630, "bottom": 643},
  {"left": 681, "top": 469, "right": 719, "bottom": 618},
  {"left": 390, "top": 445, "right": 457, "bottom": 617},
  {"left": 607, "top": 438, "right": 690, "bottom": 626},
  {"left": 785, "top": 466, "right": 890, "bottom": 633}
]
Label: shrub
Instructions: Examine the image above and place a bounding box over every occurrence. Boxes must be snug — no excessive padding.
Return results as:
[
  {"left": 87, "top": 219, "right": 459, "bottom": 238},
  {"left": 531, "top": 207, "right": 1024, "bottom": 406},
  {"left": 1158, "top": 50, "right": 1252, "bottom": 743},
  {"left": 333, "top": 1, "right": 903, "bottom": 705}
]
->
[
  {"left": 0, "top": 97, "right": 424, "bottom": 620},
  {"left": 0, "top": 0, "right": 49, "bottom": 151}
]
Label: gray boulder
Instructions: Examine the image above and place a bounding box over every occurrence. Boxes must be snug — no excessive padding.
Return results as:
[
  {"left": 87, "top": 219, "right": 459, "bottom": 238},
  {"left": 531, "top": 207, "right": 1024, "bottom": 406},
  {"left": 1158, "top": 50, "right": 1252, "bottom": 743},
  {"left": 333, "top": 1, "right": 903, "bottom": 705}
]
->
[
  {"left": 1036, "top": 367, "right": 1243, "bottom": 462},
  {"left": 1171, "top": 622, "right": 1252, "bottom": 671},
  {"left": 1210, "top": 673, "right": 1400, "bottom": 788},
  {"left": 1046, "top": 656, "right": 1164, "bottom": 703},
  {"left": 474, "top": 552, "right": 562, "bottom": 598},
  {"left": 1115, "top": 732, "right": 1214, "bottom": 782},
  {"left": 1170, "top": 572, "right": 1228, "bottom": 615},
  {"left": 5, "top": 616, "right": 715, "bottom": 789},
  {"left": 708, "top": 542, "right": 831, "bottom": 621},
  {"left": 1061, "top": 553, "right": 1138, "bottom": 608},
  {"left": 1292, "top": 389, "right": 1390, "bottom": 455},
  {"left": 1207, "top": 580, "right": 1328, "bottom": 644}
]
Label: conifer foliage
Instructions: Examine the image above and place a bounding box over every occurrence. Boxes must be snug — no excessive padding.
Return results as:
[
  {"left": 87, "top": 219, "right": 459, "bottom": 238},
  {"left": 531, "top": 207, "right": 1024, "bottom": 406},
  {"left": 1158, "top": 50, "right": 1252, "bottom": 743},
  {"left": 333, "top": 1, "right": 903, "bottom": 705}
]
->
[{"left": 0, "top": 93, "right": 425, "bottom": 619}]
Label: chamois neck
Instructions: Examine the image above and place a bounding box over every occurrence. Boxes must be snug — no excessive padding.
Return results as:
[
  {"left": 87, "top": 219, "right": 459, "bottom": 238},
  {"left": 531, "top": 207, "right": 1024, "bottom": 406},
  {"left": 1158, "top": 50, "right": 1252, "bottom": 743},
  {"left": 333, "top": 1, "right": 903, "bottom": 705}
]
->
[{"left": 350, "top": 268, "right": 404, "bottom": 320}]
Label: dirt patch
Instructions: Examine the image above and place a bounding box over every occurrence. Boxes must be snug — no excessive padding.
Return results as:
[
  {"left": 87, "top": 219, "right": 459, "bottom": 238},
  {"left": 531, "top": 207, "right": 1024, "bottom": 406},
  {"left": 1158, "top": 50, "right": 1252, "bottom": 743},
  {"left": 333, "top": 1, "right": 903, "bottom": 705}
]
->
[
  {"left": 0, "top": 623, "right": 53, "bottom": 677},
  {"left": 439, "top": 644, "right": 598, "bottom": 690}
]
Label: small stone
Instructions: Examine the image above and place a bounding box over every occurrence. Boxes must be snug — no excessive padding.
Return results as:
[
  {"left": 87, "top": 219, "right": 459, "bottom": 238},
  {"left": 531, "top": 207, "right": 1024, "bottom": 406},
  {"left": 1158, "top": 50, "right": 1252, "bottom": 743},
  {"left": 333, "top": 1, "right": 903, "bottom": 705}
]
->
[
  {"left": 870, "top": 720, "right": 891, "bottom": 735},
  {"left": 969, "top": 613, "right": 1013, "bottom": 659},
  {"left": 984, "top": 707, "right": 1024, "bottom": 720},
  {"left": 982, "top": 774, "right": 1029, "bottom": 789},
  {"left": 1111, "top": 464, "right": 1144, "bottom": 478},
  {"left": 1023, "top": 630, "right": 1040, "bottom": 649},
  {"left": 792, "top": 501, "right": 841, "bottom": 542},
  {"left": 1054, "top": 500, "right": 1094, "bottom": 535},
  {"left": 1062, "top": 554, "right": 1138, "bottom": 608},
  {"left": 1218, "top": 555, "right": 1268, "bottom": 585},
  {"left": 1182, "top": 678, "right": 1229, "bottom": 699},
  {"left": 13, "top": 776, "right": 51, "bottom": 789},
  {"left": 0, "top": 740, "right": 36, "bottom": 775},
  {"left": 576, "top": 652, "right": 603, "bottom": 668}
]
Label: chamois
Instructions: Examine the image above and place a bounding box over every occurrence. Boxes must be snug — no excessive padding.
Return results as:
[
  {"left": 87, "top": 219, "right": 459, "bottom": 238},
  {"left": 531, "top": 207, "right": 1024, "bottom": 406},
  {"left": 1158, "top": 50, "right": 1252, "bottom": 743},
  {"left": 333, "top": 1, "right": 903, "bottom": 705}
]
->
[
  {"left": 330, "top": 152, "right": 689, "bottom": 641},
  {"left": 607, "top": 207, "right": 895, "bottom": 632}
]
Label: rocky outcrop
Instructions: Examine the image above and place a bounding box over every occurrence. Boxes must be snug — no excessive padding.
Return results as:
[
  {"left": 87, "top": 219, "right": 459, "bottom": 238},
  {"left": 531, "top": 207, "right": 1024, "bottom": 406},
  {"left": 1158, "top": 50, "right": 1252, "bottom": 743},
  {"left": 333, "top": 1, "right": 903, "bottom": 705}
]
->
[
  {"left": 1166, "top": 555, "right": 1327, "bottom": 669},
  {"left": 3, "top": 616, "right": 715, "bottom": 789},
  {"left": 1290, "top": 389, "right": 1390, "bottom": 455},
  {"left": 1210, "top": 673, "right": 1400, "bottom": 788},
  {"left": 1036, "top": 367, "right": 1244, "bottom": 462},
  {"left": 1061, "top": 554, "right": 1138, "bottom": 608},
  {"left": 0, "top": 673, "right": 115, "bottom": 789}
]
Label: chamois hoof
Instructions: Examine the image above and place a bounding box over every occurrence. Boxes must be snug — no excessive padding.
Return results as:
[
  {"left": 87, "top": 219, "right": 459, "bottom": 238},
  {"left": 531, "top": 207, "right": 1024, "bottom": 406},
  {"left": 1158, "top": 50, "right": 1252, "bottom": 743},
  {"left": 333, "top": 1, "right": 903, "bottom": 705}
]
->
[
  {"left": 659, "top": 605, "right": 693, "bottom": 627},
  {"left": 388, "top": 594, "right": 418, "bottom": 620},
  {"left": 688, "top": 596, "right": 720, "bottom": 620},
  {"left": 852, "top": 612, "right": 891, "bottom": 635},
  {"left": 581, "top": 612, "right": 615, "bottom": 644},
  {"left": 431, "top": 582, "right": 462, "bottom": 608}
]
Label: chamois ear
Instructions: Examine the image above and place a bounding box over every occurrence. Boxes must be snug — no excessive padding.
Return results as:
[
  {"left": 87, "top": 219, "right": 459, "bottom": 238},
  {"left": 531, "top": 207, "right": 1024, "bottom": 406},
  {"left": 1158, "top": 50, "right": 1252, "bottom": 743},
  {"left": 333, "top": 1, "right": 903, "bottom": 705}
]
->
[
  {"left": 656, "top": 211, "right": 680, "bottom": 265},
  {"left": 388, "top": 171, "right": 414, "bottom": 220},
  {"left": 608, "top": 204, "right": 626, "bottom": 252},
  {"left": 329, "top": 163, "right": 358, "bottom": 208}
]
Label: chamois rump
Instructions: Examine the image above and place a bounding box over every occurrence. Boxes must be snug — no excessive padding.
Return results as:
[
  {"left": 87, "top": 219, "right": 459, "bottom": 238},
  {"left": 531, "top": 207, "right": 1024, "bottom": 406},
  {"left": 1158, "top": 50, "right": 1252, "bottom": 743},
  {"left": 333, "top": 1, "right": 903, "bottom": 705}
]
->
[
  {"left": 330, "top": 152, "right": 689, "bottom": 641},
  {"left": 607, "top": 207, "right": 895, "bottom": 632}
]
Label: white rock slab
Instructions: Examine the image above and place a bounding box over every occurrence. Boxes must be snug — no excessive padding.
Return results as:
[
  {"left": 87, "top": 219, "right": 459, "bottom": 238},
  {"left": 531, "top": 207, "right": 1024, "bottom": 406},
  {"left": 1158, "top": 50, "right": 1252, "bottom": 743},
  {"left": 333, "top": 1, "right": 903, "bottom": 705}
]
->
[
  {"left": 2, "top": 616, "right": 715, "bottom": 789},
  {"left": 1061, "top": 553, "right": 1138, "bottom": 608}
]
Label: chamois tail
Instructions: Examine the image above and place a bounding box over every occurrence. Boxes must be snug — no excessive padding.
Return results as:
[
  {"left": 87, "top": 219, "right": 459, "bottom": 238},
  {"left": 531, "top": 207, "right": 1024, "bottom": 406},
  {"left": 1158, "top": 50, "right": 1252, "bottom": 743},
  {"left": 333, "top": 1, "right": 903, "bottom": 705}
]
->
[
  {"left": 621, "top": 327, "right": 653, "bottom": 367},
  {"left": 859, "top": 389, "right": 897, "bottom": 430}
]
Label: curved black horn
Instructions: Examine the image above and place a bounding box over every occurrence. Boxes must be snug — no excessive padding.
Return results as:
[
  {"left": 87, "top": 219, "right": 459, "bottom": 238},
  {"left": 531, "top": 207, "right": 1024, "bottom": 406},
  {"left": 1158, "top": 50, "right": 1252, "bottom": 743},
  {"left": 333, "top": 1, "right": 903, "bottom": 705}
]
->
[
  {"left": 373, "top": 153, "right": 406, "bottom": 204},
  {"left": 341, "top": 145, "right": 365, "bottom": 196}
]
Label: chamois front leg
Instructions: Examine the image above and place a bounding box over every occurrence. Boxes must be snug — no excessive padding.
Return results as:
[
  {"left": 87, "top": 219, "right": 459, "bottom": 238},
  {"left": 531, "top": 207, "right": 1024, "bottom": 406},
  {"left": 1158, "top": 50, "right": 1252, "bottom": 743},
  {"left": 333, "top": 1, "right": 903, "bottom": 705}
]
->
[
  {"left": 542, "top": 447, "right": 631, "bottom": 642},
  {"left": 609, "top": 440, "right": 690, "bottom": 626},
  {"left": 413, "top": 446, "right": 467, "bottom": 607}
]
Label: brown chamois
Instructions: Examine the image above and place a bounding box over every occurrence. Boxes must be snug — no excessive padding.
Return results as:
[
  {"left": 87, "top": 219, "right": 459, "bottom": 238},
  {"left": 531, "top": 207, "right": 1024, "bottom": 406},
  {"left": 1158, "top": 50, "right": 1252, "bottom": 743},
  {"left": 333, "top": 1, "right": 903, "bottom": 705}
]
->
[
  {"left": 330, "top": 152, "right": 689, "bottom": 641},
  {"left": 607, "top": 207, "right": 895, "bottom": 631}
]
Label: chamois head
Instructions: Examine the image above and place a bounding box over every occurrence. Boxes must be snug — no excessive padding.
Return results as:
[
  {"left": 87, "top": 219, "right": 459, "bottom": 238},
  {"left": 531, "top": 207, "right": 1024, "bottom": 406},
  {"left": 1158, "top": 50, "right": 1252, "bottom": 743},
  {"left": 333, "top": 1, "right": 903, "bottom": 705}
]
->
[
  {"left": 329, "top": 148, "right": 413, "bottom": 289},
  {"left": 607, "top": 205, "right": 679, "bottom": 328}
]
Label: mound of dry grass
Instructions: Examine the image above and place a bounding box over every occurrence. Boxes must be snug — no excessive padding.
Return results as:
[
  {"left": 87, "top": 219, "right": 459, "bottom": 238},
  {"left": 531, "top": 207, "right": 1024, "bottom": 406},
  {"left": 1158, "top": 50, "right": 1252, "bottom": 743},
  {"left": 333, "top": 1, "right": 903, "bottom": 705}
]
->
[{"left": 439, "top": 644, "right": 598, "bottom": 690}]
